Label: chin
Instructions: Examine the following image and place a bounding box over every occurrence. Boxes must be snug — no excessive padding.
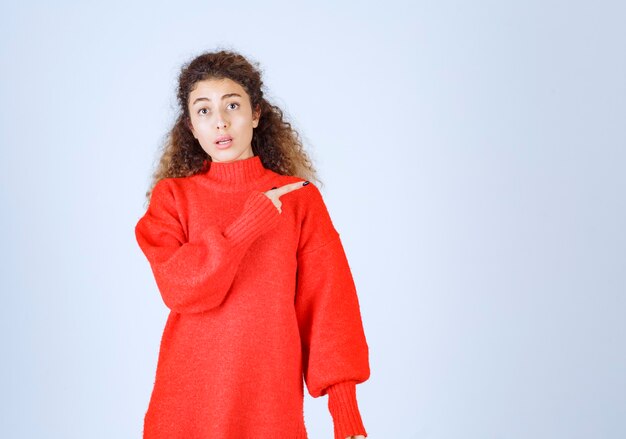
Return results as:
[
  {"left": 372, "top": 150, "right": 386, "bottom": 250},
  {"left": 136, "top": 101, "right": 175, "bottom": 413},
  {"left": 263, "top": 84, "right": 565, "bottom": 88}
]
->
[{"left": 209, "top": 149, "right": 243, "bottom": 163}]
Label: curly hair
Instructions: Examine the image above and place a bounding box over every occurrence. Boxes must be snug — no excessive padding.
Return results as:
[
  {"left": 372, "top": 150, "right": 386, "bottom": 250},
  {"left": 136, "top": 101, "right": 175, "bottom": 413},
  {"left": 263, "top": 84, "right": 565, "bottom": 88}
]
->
[{"left": 141, "top": 48, "right": 321, "bottom": 207}]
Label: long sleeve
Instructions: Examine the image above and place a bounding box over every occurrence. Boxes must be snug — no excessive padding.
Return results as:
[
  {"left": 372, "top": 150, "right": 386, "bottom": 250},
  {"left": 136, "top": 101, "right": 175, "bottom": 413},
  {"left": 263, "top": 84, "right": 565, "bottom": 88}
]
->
[
  {"left": 294, "top": 184, "right": 370, "bottom": 439},
  {"left": 135, "top": 179, "right": 281, "bottom": 314}
]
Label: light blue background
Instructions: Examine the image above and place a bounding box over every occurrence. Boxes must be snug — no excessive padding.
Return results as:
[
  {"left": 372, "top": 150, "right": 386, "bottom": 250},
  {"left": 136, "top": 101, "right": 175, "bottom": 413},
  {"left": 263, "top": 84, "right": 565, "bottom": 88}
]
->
[{"left": 1, "top": 1, "right": 624, "bottom": 438}]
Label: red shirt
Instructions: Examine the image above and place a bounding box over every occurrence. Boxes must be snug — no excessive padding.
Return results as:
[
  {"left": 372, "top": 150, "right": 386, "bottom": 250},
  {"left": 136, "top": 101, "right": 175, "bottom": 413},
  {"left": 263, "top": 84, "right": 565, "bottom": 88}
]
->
[{"left": 135, "top": 154, "right": 370, "bottom": 438}]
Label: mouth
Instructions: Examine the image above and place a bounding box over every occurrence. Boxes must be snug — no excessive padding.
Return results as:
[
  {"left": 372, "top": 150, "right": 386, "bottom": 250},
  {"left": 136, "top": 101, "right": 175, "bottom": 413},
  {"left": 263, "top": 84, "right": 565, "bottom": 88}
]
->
[{"left": 215, "top": 136, "right": 233, "bottom": 149}]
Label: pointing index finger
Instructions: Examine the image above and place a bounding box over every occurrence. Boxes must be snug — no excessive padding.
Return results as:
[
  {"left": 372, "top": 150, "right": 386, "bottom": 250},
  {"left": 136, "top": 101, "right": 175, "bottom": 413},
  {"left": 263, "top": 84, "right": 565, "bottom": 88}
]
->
[{"left": 273, "top": 181, "right": 309, "bottom": 197}]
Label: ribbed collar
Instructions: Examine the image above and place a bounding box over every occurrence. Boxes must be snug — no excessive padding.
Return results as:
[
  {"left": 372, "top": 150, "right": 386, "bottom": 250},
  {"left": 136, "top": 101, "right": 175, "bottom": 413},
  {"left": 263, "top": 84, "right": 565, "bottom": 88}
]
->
[{"left": 200, "top": 154, "right": 272, "bottom": 189}]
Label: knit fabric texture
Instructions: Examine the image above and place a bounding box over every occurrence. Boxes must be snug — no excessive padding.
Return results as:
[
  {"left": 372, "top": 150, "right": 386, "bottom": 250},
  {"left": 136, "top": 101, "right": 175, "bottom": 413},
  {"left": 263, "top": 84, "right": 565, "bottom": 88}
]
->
[{"left": 135, "top": 154, "right": 370, "bottom": 439}]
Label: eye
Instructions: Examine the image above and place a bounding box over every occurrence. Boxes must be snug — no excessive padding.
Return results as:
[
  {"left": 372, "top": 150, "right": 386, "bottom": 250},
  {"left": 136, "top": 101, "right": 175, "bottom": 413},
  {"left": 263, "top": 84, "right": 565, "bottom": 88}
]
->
[
  {"left": 227, "top": 102, "right": 240, "bottom": 110},
  {"left": 198, "top": 108, "right": 209, "bottom": 115}
]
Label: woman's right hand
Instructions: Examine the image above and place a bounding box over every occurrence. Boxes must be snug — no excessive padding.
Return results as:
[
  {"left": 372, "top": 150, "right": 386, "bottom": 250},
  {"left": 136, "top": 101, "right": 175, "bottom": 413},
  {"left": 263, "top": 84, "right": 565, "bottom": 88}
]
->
[{"left": 263, "top": 181, "right": 309, "bottom": 213}]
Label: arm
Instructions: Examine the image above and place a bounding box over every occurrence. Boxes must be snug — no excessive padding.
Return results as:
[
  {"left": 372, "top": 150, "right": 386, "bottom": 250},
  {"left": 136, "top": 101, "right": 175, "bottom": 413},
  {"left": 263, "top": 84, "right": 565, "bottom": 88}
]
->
[
  {"left": 294, "top": 184, "right": 370, "bottom": 439},
  {"left": 135, "top": 179, "right": 281, "bottom": 314}
]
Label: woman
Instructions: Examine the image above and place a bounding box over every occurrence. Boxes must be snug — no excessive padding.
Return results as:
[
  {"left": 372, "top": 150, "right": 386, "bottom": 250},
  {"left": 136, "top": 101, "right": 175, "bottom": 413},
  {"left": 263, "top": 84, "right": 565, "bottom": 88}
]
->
[{"left": 135, "top": 49, "right": 370, "bottom": 439}]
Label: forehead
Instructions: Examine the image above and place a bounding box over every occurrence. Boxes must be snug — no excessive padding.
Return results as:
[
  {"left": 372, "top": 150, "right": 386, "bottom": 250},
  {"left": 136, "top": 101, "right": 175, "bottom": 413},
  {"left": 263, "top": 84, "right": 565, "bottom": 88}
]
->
[{"left": 189, "top": 78, "right": 248, "bottom": 100}]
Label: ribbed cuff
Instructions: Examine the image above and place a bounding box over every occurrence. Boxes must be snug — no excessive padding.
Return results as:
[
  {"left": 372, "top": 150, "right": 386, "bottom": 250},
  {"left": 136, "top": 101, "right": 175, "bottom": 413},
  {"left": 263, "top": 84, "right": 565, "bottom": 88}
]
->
[
  {"left": 327, "top": 381, "right": 367, "bottom": 439},
  {"left": 223, "top": 190, "right": 280, "bottom": 250}
]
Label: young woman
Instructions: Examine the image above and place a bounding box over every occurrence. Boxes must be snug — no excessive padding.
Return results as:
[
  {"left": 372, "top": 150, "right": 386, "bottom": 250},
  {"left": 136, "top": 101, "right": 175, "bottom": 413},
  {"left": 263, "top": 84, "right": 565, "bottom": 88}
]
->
[{"left": 135, "top": 49, "right": 370, "bottom": 439}]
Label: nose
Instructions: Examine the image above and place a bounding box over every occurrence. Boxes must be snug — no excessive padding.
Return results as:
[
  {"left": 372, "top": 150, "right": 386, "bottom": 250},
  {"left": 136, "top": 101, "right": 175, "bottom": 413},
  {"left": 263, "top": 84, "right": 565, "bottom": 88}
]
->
[{"left": 216, "top": 111, "right": 228, "bottom": 129}]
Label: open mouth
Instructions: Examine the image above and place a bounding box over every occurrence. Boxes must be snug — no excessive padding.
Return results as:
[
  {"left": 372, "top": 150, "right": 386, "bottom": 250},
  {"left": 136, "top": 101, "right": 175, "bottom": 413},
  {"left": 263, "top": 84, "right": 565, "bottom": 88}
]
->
[{"left": 215, "top": 138, "right": 233, "bottom": 148}]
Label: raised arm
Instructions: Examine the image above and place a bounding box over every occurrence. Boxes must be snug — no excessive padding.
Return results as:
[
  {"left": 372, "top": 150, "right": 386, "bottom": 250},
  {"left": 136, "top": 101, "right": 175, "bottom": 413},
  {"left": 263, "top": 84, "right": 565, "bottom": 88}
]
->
[{"left": 135, "top": 179, "right": 281, "bottom": 314}]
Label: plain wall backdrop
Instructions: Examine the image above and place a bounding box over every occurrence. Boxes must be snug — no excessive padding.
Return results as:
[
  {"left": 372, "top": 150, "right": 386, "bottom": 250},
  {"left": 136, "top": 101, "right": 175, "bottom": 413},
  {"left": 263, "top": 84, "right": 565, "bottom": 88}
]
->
[{"left": 1, "top": 1, "right": 624, "bottom": 438}]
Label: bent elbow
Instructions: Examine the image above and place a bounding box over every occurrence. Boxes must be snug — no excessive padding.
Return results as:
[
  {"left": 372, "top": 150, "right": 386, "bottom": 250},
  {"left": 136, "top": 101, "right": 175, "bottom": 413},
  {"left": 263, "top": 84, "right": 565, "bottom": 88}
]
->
[{"left": 155, "top": 277, "right": 231, "bottom": 314}]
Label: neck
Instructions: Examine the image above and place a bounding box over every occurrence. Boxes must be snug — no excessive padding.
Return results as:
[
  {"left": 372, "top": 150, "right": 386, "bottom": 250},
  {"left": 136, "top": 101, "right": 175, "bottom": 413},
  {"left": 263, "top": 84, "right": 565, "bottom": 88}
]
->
[{"left": 201, "top": 154, "right": 271, "bottom": 189}]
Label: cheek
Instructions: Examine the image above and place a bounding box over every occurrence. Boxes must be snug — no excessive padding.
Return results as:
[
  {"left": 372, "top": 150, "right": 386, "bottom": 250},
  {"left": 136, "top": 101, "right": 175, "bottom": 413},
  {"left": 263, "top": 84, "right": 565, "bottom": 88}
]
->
[
  {"left": 193, "top": 119, "right": 213, "bottom": 134},
  {"left": 235, "top": 116, "right": 255, "bottom": 130}
]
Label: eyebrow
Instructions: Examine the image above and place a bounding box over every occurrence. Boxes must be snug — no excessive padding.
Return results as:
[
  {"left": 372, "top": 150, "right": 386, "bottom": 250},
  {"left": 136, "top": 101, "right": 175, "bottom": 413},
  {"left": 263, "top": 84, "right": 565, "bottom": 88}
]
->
[{"left": 192, "top": 93, "right": 242, "bottom": 106}]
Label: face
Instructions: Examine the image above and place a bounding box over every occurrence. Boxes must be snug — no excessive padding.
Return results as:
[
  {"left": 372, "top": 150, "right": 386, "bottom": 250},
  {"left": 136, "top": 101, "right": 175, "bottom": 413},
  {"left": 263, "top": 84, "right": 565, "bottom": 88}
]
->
[{"left": 187, "top": 77, "right": 261, "bottom": 163}]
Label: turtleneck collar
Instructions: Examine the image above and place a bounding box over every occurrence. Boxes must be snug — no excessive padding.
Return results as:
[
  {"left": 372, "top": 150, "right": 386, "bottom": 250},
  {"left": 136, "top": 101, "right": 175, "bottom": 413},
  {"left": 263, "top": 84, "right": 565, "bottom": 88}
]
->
[{"left": 199, "top": 154, "right": 273, "bottom": 190}]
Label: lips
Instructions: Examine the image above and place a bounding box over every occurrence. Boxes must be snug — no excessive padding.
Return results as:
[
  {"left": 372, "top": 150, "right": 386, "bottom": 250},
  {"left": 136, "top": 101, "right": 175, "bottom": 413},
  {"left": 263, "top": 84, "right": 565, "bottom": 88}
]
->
[{"left": 215, "top": 136, "right": 233, "bottom": 150}]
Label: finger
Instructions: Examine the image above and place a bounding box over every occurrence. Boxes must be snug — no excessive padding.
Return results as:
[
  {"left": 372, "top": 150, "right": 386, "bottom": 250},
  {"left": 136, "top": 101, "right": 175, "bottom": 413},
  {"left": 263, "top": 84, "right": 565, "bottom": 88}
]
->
[{"left": 273, "top": 181, "right": 309, "bottom": 197}]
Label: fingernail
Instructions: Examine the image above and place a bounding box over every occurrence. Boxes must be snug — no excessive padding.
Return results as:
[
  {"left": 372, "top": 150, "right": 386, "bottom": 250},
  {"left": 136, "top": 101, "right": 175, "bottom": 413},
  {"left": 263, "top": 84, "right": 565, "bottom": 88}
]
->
[{"left": 302, "top": 181, "right": 310, "bottom": 186}]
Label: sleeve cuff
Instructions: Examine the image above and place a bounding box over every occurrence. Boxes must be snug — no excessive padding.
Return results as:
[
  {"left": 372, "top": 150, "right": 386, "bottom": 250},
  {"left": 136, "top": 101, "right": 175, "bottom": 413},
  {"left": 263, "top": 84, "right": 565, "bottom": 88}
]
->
[
  {"left": 223, "top": 190, "right": 280, "bottom": 250},
  {"left": 327, "top": 381, "right": 368, "bottom": 439}
]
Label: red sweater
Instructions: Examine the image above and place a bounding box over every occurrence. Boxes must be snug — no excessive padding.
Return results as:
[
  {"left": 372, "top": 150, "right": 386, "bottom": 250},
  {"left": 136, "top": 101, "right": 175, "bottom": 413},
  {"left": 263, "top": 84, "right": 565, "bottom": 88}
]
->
[{"left": 135, "top": 154, "right": 370, "bottom": 439}]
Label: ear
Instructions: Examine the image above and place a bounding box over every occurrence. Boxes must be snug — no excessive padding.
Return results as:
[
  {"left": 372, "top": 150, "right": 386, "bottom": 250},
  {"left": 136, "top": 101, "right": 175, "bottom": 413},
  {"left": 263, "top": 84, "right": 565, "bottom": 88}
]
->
[{"left": 252, "top": 104, "right": 261, "bottom": 129}]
